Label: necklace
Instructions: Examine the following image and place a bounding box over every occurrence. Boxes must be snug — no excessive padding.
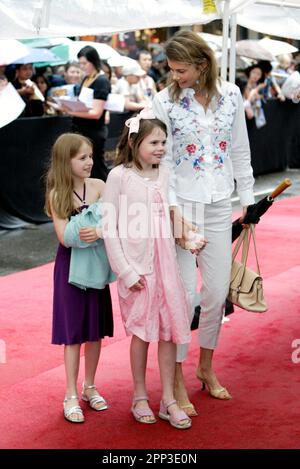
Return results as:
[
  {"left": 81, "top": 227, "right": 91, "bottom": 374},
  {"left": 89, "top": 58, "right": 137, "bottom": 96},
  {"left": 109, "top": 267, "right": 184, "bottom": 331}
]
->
[
  {"left": 195, "top": 88, "right": 208, "bottom": 98},
  {"left": 83, "top": 72, "right": 98, "bottom": 88},
  {"left": 73, "top": 182, "right": 86, "bottom": 204}
]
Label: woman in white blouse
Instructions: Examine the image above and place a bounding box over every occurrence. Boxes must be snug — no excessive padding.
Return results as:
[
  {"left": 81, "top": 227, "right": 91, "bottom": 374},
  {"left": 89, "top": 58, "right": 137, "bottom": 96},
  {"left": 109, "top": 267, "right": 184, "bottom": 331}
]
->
[{"left": 152, "top": 30, "right": 255, "bottom": 416}]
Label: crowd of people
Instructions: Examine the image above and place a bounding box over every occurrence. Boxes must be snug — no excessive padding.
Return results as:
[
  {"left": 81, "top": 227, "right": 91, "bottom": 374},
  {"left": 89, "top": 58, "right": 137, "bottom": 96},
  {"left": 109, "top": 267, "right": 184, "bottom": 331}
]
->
[
  {"left": 0, "top": 44, "right": 171, "bottom": 181},
  {"left": 0, "top": 46, "right": 170, "bottom": 115},
  {"left": 237, "top": 56, "right": 300, "bottom": 129},
  {"left": 1, "top": 38, "right": 299, "bottom": 142}
]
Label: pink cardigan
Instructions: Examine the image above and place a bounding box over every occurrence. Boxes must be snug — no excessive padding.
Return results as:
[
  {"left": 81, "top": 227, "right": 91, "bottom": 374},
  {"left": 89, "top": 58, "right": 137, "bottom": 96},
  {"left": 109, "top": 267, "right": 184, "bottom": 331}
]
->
[{"left": 102, "top": 164, "right": 172, "bottom": 289}]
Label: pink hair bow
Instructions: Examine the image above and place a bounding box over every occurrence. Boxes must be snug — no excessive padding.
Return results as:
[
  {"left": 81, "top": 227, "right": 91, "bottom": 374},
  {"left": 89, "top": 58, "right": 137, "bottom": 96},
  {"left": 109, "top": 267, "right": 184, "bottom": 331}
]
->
[{"left": 125, "top": 107, "right": 156, "bottom": 135}]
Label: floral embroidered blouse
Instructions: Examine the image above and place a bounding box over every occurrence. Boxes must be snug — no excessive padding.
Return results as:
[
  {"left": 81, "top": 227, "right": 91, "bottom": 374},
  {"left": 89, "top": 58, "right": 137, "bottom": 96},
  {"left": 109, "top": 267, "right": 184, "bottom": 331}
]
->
[{"left": 152, "top": 81, "right": 255, "bottom": 207}]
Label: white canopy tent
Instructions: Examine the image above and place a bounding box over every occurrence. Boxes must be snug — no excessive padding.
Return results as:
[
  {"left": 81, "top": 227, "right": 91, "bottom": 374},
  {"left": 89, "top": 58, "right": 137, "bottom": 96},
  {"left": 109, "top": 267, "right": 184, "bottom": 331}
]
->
[
  {"left": 0, "top": 0, "right": 219, "bottom": 39},
  {"left": 217, "top": 0, "right": 300, "bottom": 81},
  {"left": 236, "top": 0, "right": 300, "bottom": 40}
]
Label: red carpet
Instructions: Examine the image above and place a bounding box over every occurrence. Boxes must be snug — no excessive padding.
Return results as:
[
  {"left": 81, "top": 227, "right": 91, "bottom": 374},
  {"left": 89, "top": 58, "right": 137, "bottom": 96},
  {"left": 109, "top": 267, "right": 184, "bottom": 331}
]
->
[{"left": 1, "top": 196, "right": 300, "bottom": 449}]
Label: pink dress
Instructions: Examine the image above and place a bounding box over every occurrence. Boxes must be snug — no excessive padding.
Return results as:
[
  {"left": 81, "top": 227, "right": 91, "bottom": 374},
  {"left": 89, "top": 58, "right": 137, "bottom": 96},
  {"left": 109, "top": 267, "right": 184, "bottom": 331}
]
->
[{"left": 117, "top": 175, "right": 191, "bottom": 345}]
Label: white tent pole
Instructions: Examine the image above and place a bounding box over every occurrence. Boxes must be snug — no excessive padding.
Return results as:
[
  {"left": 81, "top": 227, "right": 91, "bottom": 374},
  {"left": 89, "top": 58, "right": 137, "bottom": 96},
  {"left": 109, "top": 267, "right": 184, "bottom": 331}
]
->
[
  {"left": 229, "top": 13, "right": 237, "bottom": 83},
  {"left": 221, "top": 0, "right": 230, "bottom": 80}
]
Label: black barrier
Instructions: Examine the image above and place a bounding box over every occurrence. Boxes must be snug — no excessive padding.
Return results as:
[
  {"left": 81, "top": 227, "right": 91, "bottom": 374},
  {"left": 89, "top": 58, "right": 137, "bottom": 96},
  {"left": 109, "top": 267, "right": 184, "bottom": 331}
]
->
[
  {"left": 283, "top": 100, "right": 300, "bottom": 169},
  {"left": 0, "top": 104, "right": 299, "bottom": 227},
  {"left": 105, "top": 110, "right": 132, "bottom": 152},
  {"left": 0, "top": 115, "right": 72, "bottom": 224}
]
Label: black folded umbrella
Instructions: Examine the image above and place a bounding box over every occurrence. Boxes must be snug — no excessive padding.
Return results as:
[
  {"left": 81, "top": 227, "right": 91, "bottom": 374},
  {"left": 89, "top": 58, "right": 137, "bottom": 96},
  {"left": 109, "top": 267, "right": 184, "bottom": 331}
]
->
[
  {"left": 191, "top": 179, "right": 292, "bottom": 330},
  {"left": 231, "top": 196, "right": 273, "bottom": 242}
]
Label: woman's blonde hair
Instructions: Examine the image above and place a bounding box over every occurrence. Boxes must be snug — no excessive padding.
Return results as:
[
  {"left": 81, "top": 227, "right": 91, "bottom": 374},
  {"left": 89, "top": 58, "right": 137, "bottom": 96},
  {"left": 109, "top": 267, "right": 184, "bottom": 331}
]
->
[
  {"left": 45, "top": 133, "right": 92, "bottom": 219},
  {"left": 115, "top": 118, "right": 167, "bottom": 170},
  {"left": 165, "top": 30, "right": 219, "bottom": 102}
]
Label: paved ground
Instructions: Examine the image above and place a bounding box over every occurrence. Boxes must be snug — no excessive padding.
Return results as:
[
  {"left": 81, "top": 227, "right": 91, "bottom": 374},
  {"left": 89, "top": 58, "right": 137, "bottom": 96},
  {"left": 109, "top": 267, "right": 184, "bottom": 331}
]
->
[{"left": 0, "top": 168, "right": 299, "bottom": 276}]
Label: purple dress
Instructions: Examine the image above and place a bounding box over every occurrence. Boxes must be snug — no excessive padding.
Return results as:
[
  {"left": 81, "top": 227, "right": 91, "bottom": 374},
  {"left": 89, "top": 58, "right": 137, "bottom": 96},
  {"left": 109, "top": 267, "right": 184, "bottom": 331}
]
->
[{"left": 52, "top": 202, "right": 113, "bottom": 345}]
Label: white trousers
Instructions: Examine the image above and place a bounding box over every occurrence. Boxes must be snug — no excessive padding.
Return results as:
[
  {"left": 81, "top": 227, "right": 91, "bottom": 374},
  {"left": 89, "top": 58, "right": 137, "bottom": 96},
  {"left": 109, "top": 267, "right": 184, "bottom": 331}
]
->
[{"left": 176, "top": 197, "right": 232, "bottom": 362}]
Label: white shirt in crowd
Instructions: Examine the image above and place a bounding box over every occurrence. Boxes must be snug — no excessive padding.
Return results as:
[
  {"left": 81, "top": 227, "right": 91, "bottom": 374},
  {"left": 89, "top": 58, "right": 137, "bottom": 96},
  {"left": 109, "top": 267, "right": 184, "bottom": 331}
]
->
[
  {"left": 114, "top": 77, "right": 144, "bottom": 104},
  {"left": 136, "top": 75, "right": 157, "bottom": 101},
  {"left": 282, "top": 71, "right": 300, "bottom": 104}
]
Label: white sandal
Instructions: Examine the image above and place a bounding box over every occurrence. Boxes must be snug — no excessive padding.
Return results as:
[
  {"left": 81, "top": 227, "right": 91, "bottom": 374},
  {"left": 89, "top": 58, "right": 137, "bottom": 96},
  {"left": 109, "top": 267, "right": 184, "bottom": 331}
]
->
[
  {"left": 63, "top": 395, "right": 85, "bottom": 423},
  {"left": 82, "top": 383, "right": 108, "bottom": 411}
]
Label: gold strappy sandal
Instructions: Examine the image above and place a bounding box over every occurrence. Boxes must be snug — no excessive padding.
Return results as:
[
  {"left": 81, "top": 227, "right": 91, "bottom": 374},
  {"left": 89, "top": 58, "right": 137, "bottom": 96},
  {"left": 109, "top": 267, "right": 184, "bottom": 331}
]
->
[
  {"left": 177, "top": 401, "right": 198, "bottom": 417},
  {"left": 196, "top": 370, "right": 232, "bottom": 400}
]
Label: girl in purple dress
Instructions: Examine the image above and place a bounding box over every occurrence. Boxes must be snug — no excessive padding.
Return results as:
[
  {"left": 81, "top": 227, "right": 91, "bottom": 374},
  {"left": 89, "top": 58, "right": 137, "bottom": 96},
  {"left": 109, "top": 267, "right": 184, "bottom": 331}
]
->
[{"left": 45, "top": 133, "right": 113, "bottom": 423}]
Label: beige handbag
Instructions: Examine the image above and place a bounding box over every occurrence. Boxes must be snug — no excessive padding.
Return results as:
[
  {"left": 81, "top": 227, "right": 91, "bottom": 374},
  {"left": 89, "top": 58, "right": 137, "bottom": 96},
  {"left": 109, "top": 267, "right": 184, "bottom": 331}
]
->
[{"left": 227, "top": 225, "right": 267, "bottom": 312}]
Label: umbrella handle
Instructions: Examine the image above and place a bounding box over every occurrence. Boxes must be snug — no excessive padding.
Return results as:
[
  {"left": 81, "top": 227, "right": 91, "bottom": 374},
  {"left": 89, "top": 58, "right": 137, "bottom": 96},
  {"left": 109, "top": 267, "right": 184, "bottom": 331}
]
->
[{"left": 268, "top": 178, "right": 292, "bottom": 201}]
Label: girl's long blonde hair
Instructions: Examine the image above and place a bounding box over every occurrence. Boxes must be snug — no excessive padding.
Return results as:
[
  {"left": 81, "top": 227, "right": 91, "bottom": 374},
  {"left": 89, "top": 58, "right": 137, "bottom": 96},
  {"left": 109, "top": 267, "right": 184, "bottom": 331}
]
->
[
  {"left": 165, "top": 30, "right": 219, "bottom": 103},
  {"left": 115, "top": 118, "right": 167, "bottom": 170},
  {"left": 45, "top": 133, "right": 92, "bottom": 219}
]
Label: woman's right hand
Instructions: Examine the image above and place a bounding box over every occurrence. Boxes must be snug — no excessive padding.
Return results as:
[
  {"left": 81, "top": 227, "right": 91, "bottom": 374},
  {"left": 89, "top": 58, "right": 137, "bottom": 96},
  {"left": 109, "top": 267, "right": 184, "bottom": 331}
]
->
[
  {"left": 129, "top": 280, "right": 144, "bottom": 292},
  {"left": 177, "top": 215, "right": 199, "bottom": 248},
  {"left": 170, "top": 207, "right": 207, "bottom": 254},
  {"left": 185, "top": 230, "right": 208, "bottom": 254},
  {"left": 171, "top": 207, "right": 196, "bottom": 243}
]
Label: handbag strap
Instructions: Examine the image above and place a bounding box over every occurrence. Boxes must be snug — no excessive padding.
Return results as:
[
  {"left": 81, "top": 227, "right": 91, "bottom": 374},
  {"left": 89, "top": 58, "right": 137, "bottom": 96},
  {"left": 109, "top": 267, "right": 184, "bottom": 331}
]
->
[
  {"left": 249, "top": 224, "right": 261, "bottom": 276},
  {"left": 232, "top": 224, "right": 261, "bottom": 275},
  {"left": 232, "top": 227, "right": 247, "bottom": 260}
]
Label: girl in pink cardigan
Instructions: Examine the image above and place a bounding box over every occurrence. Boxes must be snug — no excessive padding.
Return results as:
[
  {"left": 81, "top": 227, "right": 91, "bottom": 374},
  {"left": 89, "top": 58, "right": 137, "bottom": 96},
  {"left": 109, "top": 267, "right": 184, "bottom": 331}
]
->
[{"left": 103, "top": 109, "right": 192, "bottom": 429}]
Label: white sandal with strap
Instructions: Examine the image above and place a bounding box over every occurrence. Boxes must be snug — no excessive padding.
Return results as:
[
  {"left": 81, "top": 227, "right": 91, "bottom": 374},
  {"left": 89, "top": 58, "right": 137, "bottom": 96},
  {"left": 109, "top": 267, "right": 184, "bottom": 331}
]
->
[
  {"left": 131, "top": 396, "right": 157, "bottom": 424},
  {"left": 63, "top": 395, "right": 85, "bottom": 423},
  {"left": 82, "top": 383, "right": 108, "bottom": 411}
]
